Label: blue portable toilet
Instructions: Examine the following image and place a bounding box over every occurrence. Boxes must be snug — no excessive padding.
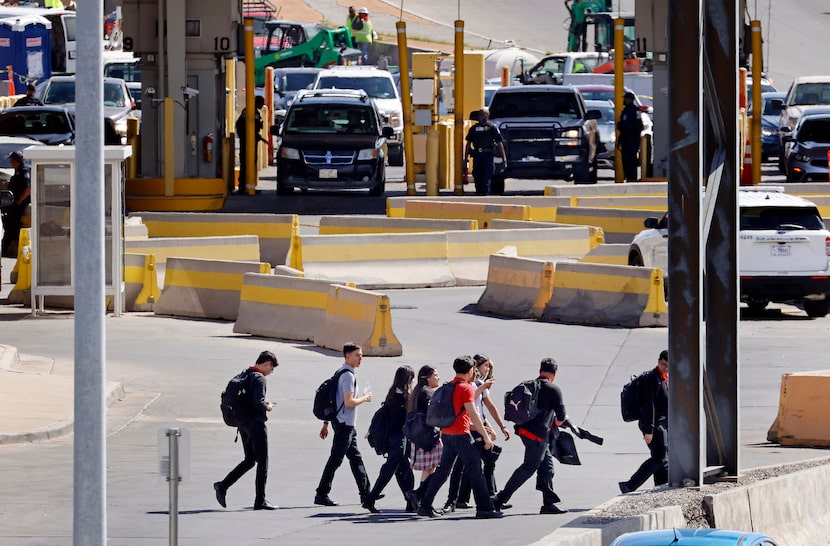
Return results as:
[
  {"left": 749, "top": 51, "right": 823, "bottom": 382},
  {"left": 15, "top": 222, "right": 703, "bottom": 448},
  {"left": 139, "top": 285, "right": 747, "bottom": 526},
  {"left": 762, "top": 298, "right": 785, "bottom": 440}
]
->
[{"left": 0, "top": 15, "right": 52, "bottom": 95}]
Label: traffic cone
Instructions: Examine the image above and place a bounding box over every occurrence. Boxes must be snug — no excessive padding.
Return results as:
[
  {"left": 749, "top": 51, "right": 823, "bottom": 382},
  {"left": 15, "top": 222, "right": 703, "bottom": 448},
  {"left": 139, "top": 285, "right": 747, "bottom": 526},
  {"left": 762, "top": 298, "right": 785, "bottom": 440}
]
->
[{"left": 740, "top": 136, "right": 753, "bottom": 186}]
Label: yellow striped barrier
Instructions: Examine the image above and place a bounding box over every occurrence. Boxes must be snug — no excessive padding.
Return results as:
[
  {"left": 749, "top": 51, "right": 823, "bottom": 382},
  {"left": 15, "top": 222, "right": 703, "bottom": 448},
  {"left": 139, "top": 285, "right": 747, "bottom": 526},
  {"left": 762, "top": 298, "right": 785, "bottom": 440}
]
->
[
  {"left": 476, "top": 253, "right": 554, "bottom": 318},
  {"left": 554, "top": 207, "right": 666, "bottom": 244},
  {"left": 541, "top": 262, "right": 667, "bottom": 327},
  {"left": 573, "top": 195, "right": 668, "bottom": 211},
  {"left": 292, "top": 232, "right": 455, "bottom": 289},
  {"left": 387, "top": 195, "right": 569, "bottom": 221},
  {"left": 319, "top": 216, "right": 477, "bottom": 234},
  {"left": 489, "top": 219, "right": 605, "bottom": 248},
  {"left": 124, "top": 253, "right": 160, "bottom": 311},
  {"left": 132, "top": 212, "right": 298, "bottom": 265},
  {"left": 578, "top": 243, "right": 630, "bottom": 266},
  {"left": 403, "top": 200, "right": 532, "bottom": 228},
  {"left": 154, "top": 257, "right": 270, "bottom": 320},
  {"left": 125, "top": 235, "right": 261, "bottom": 275},
  {"left": 313, "top": 284, "right": 402, "bottom": 357},
  {"left": 768, "top": 371, "right": 830, "bottom": 447},
  {"left": 544, "top": 181, "right": 668, "bottom": 197},
  {"left": 446, "top": 227, "right": 596, "bottom": 286},
  {"left": 234, "top": 273, "right": 352, "bottom": 341}
]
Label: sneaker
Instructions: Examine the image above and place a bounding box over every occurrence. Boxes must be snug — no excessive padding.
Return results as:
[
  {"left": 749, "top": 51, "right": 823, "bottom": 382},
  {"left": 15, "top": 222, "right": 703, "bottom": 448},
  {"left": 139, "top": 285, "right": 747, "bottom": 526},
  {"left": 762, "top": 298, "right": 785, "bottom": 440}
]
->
[
  {"left": 475, "top": 509, "right": 503, "bottom": 519},
  {"left": 417, "top": 506, "right": 442, "bottom": 518},
  {"left": 454, "top": 501, "right": 472, "bottom": 509},
  {"left": 213, "top": 482, "right": 226, "bottom": 508},
  {"left": 540, "top": 504, "right": 568, "bottom": 515},
  {"left": 618, "top": 481, "right": 632, "bottom": 494},
  {"left": 314, "top": 495, "right": 338, "bottom": 506},
  {"left": 254, "top": 499, "right": 278, "bottom": 510},
  {"left": 361, "top": 500, "right": 379, "bottom": 513}
]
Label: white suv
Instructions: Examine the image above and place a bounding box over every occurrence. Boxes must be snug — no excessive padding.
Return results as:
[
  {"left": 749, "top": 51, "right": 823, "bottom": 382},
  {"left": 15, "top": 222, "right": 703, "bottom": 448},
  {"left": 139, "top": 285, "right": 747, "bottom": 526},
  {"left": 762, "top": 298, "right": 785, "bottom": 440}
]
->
[
  {"left": 628, "top": 188, "right": 830, "bottom": 317},
  {"left": 313, "top": 66, "right": 404, "bottom": 166}
]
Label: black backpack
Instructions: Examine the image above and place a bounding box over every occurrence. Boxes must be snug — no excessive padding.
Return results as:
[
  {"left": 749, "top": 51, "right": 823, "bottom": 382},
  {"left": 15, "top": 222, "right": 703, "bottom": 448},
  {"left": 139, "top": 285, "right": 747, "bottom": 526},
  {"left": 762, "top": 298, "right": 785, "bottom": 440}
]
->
[
  {"left": 351, "top": 17, "right": 364, "bottom": 31},
  {"left": 403, "top": 410, "right": 440, "bottom": 451},
  {"left": 620, "top": 370, "right": 652, "bottom": 422},
  {"left": 220, "top": 370, "right": 252, "bottom": 427},
  {"left": 503, "top": 379, "right": 542, "bottom": 425},
  {"left": 366, "top": 403, "right": 391, "bottom": 455},
  {"left": 313, "top": 368, "right": 351, "bottom": 421},
  {"left": 425, "top": 381, "right": 460, "bottom": 428}
]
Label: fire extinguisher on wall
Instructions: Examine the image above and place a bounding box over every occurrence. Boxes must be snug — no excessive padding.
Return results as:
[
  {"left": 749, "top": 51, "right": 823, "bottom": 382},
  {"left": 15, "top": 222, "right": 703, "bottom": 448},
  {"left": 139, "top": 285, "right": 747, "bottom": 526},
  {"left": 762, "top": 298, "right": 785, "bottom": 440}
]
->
[{"left": 202, "top": 133, "right": 214, "bottom": 163}]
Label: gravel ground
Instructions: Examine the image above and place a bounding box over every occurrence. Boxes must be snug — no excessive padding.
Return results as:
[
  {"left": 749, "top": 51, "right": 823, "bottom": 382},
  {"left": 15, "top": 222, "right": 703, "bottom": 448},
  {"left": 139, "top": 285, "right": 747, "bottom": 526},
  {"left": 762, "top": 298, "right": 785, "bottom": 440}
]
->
[{"left": 586, "top": 458, "right": 830, "bottom": 527}]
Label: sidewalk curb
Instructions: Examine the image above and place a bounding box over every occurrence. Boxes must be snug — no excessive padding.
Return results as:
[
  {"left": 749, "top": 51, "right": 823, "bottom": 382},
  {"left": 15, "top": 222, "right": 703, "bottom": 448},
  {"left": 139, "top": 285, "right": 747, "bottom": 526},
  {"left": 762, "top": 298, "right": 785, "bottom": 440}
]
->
[{"left": 0, "top": 343, "right": 20, "bottom": 371}]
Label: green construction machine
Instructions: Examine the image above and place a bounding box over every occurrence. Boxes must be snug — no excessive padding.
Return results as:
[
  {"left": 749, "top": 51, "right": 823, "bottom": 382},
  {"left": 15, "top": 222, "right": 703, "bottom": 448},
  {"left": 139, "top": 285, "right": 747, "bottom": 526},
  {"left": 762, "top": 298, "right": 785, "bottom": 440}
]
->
[
  {"left": 254, "top": 20, "right": 363, "bottom": 87},
  {"left": 565, "top": 0, "right": 615, "bottom": 52}
]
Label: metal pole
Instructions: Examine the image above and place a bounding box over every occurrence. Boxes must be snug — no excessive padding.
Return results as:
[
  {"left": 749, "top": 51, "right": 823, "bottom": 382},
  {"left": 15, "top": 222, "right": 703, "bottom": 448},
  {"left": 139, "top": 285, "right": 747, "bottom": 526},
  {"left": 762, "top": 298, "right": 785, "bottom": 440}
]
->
[
  {"left": 168, "top": 428, "right": 180, "bottom": 546},
  {"left": 396, "top": 21, "right": 417, "bottom": 195},
  {"left": 74, "top": 0, "right": 106, "bottom": 542},
  {"left": 244, "top": 18, "right": 256, "bottom": 195},
  {"left": 613, "top": 18, "right": 625, "bottom": 183},
  {"left": 750, "top": 20, "right": 762, "bottom": 185},
  {"left": 453, "top": 20, "right": 465, "bottom": 195}
]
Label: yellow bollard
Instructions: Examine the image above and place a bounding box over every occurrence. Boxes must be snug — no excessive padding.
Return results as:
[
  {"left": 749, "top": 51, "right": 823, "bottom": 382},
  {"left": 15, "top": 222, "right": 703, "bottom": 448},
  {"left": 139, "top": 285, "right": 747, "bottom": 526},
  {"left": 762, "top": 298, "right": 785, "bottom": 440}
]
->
[{"left": 426, "top": 129, "right": 439, "bottom": 196}]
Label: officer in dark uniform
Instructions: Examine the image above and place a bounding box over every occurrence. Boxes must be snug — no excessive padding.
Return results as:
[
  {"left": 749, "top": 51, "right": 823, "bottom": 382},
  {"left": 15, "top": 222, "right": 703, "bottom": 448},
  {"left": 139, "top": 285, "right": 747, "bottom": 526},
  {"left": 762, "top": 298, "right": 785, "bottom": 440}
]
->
[
  {"left": 2, "top": 151, "right": 31, "bottom": 257},
  {"left": 13, "top": 84, "right": 43, "bottom": 107},
  {"left": 616, "top": 91, "right": 643, "bottom": 182},
  {"left": 465, "top": 109, "right": 507, "bottom": 195}
]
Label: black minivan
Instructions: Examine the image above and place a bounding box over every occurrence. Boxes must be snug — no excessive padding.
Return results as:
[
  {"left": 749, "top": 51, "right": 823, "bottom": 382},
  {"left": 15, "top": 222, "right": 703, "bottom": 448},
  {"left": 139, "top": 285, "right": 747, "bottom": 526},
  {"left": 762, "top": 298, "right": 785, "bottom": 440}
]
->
[{"left": 275, "top": 89, "right": 393, "bottom": 196}]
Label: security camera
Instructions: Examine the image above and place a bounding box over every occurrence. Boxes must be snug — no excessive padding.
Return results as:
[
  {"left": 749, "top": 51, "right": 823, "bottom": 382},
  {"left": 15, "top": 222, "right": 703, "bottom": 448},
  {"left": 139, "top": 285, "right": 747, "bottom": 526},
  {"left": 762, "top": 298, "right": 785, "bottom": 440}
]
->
[
  {"left": 146, "top": 86, "right": 156, "bottom": 96},
  {"left": 182, "top": 86, "right": 199, "bottom": 98}
]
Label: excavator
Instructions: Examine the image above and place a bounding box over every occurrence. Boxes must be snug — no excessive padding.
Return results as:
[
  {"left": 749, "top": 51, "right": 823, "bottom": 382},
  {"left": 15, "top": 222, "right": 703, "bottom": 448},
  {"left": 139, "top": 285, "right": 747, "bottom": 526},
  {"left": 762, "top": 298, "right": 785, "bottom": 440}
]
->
[{"left": 253, "top": 21, "right": 362, "bottom": 87}]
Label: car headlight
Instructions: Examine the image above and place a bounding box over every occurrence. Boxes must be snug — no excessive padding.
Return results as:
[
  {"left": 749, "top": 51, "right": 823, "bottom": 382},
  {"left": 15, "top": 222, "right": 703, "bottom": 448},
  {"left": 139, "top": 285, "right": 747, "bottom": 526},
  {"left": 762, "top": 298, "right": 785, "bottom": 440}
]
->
[
  {"left": 358, "top": 148, "right": 379, "bottom": 160},
  {"left": 388, "top": 112, "right": 402, "bottom": 127},
  {"left": 558, "top": 128, "right": 580, "bottom": 139},
  {"left": 280, "top": 147, "right": 300, "bottom": 160},
  {"left": 793, "top": 153, "right": 811, "bottom": 163},
  {"left": 761, "top": 128, "right": 777, "bottom": 137},
  {"left": 114, "top": 118, "right": 129, "bottom": 135}
]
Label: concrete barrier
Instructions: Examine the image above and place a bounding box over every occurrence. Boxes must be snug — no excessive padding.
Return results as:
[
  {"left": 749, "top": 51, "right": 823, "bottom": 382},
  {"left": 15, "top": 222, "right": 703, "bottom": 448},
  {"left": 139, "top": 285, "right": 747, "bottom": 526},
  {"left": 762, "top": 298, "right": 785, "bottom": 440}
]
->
[
  {"left": 154, "top": 257, "right": 271, "bottom": 320},
  {"left": 387, "top": 195, "right": 571, "bottom": 221},
  {"left": 541, "top": 262, "right": 668, "bottom": 327},
  {"left": 124, "top": 217, "right": 149, "bottom": 240},
  {"left": 319, "top": 215, "right": 477, "bottom": 234},
  {"left": 447, "top": 227, "right": 595, "bottom": 286},
  {"left": 131, "top": 212, "right": 297, "bottom": 265},
  {"left": 124, "top": 253, "right": 160, "bottom": 312},
  {"left": 767, "top": 371, "right": 830, "bottom": 447},
  {"left": 554, "top": 207, "right": 665, "bottom": 244},
  {"left": 404, "top": 200, "right": 532, "bottom": 227},
  {"left": 490, "top": 219, "right": 605, "bottom": 247},
  {"left": 234, "top": 274, "right": 345, "bottom": 341},
  {"left": 579, "top": 244, "right": 630, "bottom": 266},
  {"left": 476, "top": 253, "right": 554, "bottom": 318},
  {"left": 313, "top": 284, "right": 402, "bottom": 357},
  {"left": 293, "top": 232, "right": 455, "bottom": 289},
  {"left": 573, "top": 195, "right": 668, "bottom": 210},
  {"left": 545, "top": 181, "right": 668, "bottom": 197}
]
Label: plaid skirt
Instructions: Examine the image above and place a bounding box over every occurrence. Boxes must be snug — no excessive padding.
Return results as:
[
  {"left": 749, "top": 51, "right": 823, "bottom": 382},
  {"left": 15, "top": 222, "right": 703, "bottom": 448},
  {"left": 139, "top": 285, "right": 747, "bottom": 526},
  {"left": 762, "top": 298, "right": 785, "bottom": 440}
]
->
[{"left": 411, "top": 438, "right": 443, "bottom": 471}]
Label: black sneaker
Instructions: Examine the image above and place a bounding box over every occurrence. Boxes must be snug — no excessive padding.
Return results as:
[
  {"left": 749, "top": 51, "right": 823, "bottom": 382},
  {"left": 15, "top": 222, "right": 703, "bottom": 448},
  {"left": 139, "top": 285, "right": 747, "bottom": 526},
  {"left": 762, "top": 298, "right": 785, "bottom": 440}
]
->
[
  {"left": 314, "top": 495, "right": 338, "bottom": 506},
  {"left": 417, "top": 506, "right": 442, "bottom": 518},
  {"left": 213, "top": 482, "right": 226, "bottom": 508},
  {"left": 254, "top": 499, "right": 278, "bottom": 510},
  {"left": 455, "top": 501, "right": 472, "bottom": 509},
  {"left": 540, "top": 504, "right": 568, "bottom": 515},
  {"left": 475, "top": 509, "right": 503, "bottom": 519}
]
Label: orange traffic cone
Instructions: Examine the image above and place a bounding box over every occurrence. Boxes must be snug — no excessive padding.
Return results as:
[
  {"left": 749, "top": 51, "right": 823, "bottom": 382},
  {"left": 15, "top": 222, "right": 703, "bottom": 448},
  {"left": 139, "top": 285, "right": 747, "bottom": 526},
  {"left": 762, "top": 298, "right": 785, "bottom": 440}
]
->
[{"left": 740, "top": 136, "right": 753, "bottom": 186}]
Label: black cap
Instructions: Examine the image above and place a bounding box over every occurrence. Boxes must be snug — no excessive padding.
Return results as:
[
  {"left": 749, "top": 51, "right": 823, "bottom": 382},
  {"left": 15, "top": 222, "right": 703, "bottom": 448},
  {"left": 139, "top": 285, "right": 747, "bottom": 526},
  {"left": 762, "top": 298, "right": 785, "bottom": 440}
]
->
[
  {"left": 8, "top": 150, "right": 23, "bottom": 163},
  {"left": 26, "top": 83, "right": 36, "bottom": 91},
  {"left": 624, "top": 91, "right": 636, "bottom": 100}
]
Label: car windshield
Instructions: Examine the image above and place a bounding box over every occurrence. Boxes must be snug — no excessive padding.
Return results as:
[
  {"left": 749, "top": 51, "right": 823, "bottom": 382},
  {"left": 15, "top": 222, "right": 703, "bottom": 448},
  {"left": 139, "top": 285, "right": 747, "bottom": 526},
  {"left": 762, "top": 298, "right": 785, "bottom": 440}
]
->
[
  {"left": 104, "top": 62, "right": 141, "bottom": 83},
  {"left": 43, "top": 81, "right": 75, "bottom": 104},
  {"left": 284, "top": 105, "right": 377, "bottom": 134},
  {"left": 796, "top": 118, "right": 830, "bottom": 143},
  {"left": 0, "top": 111, "right": 71, "bottom": 135},
  {"left": 740, "top": 206, "right": 825, "bottom": 231},
  {"left": 792, "top": 83, "right": 830, "bottom": 106},
  {"left": 762, "top": 99, "right": 783, "bottom": 116},
  {"left": 103, "top": 82, "right": 127, "bottom": 107},
  {"left": 489, "top": 92, "right": 581, "bottom": 119},
  {"left": 316, "top": 76, "right": 396, "bottom": 99},
  {"left": 282, "top": 72, "right": 317, "bottom": 92}
]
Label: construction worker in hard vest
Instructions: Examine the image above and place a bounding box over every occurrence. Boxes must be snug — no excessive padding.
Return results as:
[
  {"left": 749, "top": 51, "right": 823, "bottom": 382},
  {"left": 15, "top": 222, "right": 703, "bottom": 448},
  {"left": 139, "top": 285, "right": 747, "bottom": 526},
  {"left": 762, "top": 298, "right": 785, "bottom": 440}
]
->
[
  {"left": 346, "top": 6, "right": 358, "bottom": 38},
  {"left": 352, "top": 7, "right": 374, "bottom": 64}
]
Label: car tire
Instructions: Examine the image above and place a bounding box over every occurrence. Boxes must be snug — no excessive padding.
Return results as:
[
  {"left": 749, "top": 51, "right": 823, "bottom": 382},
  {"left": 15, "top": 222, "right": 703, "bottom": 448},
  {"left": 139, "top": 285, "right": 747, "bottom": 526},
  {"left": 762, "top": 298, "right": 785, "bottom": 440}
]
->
[
  {"left": 388, "top": 144, "right": 404, "bottom": 167},
  {"left": 276, "top": 178, "right": 294, "bottom": 195},
  {"left": 573, "top": 165, "right": 591, "bottom": 184},
  {"left": 491, "top": 175, "right": 505, "bottom": 195},
  {"left": 803, "top": 297, "right": 830, "bottom": 318},
  {"left": 746, "top": 298, "right": 769, "bottom": 312},
  {"left": 628, "top": 250, "right": 644, "bottom": 267},
  {"left": 369, "top": 169, "right": 386, "bottom": 196}
]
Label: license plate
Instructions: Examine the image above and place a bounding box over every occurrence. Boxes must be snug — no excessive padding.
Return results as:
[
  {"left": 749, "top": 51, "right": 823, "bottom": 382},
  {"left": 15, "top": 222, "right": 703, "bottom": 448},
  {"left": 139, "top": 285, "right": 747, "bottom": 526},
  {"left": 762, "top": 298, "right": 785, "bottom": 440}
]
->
[
  {"left": 319, "top": 169, "right": 337, "bottom": 179},
  {"left": 770, "top": 244, "right": 791, "bottom": 257}
]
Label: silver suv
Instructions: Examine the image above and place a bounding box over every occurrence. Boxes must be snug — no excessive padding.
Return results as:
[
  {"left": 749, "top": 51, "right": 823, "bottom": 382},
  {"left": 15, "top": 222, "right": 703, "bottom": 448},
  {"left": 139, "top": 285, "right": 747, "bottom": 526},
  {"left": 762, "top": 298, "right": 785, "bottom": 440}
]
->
[{"left": 628, "top": 188, "right": 830, "bottom": 317}]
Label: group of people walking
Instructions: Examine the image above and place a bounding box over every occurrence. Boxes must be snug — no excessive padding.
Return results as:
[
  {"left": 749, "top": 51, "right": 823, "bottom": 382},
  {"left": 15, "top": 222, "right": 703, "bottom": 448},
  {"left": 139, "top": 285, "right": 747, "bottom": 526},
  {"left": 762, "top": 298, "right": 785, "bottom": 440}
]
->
[{"left": 214, "top": 345, "right": 670, "bottom": 517}]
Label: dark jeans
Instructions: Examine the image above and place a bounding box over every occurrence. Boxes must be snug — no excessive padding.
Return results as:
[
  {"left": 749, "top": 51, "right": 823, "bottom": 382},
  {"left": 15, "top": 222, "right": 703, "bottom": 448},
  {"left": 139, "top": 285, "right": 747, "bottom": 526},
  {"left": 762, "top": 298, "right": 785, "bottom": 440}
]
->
[
  {"left": 237, "top": 139, "right": 259, "bottom": 193},
  {"left": 498, "top": 434, "right": 558, "bottom": 506},
  {"left": 419, "top": 432, "right": 494, "bottom": 512},
  {"left": 472, "top": 152, "right": 494, "bottom": 195},
  {"left": 316, "top": 420, "right": 370, "bottom": 498},
  {"left": 620, "top": 142, "right": 640, "bottom": 181},
  {"left": 368, "top": 433, "right": 414, "bottom": 502},
  {"left": 1, "top": 206, "right": 24, "bottom": 257},
  {"left": 623, "top": 424, "right": 668, "bottom": 491},
  {"left": 219, "top": 419, "right": 269, "bottom": 503},
  {"left": 448, "top": 432, "right": 498, "bottom": 504}
]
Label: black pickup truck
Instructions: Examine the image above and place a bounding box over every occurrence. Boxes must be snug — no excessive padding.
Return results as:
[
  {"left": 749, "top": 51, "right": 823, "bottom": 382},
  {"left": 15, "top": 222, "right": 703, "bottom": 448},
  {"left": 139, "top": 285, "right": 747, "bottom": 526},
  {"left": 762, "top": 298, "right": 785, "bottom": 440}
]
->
[{"left": 487, "top": 85, "right": 601, "bottom": 190}]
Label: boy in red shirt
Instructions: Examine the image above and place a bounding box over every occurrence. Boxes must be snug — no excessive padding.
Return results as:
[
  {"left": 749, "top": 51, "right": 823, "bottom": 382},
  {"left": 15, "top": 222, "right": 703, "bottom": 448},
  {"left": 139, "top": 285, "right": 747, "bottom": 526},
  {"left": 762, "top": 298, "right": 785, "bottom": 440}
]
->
[{"left": 415, "top": 356, "right": 502, "bottom": 519}]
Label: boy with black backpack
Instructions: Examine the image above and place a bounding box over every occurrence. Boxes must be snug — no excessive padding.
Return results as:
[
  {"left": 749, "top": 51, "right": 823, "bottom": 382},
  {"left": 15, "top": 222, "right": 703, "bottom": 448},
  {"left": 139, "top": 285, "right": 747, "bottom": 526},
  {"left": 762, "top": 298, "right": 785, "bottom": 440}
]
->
[
  {"left": 619, "top": 349, "right": 669, "bottom": 494},
  {"left": 493, "top": 357, "right": 569, "bottom": 515},
  {"left": 214, "top": 351, "right": 279, "bottom": 511}
]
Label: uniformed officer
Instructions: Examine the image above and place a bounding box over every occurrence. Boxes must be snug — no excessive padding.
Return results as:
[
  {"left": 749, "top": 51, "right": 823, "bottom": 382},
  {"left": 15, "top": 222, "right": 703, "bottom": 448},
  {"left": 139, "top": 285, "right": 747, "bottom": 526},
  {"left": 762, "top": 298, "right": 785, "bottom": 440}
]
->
[
  {"left": 465, "top": 109, "right": 507, "bottom": 195},
  {"left": 616, "top": 91, "right": 643, "bottom": 182}
]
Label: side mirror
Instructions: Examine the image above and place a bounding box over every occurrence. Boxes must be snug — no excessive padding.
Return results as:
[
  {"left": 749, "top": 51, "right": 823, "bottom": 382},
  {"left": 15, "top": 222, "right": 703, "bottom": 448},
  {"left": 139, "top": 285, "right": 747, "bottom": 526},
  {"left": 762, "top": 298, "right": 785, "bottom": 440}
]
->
[
  {"left": 643, "top": 217, "right": 660, "bottom": 229},
  {"left": 770, "top": 98, "right": 784, "bottom": 110},
  {"left": 585, "top": 109, "right": 602, "bottom": 120},
  {"left": 382, "top": 126, "right": 394, "bottom": 138},
  {"left": 0, "top": 189, "right": 13, "bottom": 208},
  {"left": 782, "top": 134, "right": 793, "bottom": 143}
]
